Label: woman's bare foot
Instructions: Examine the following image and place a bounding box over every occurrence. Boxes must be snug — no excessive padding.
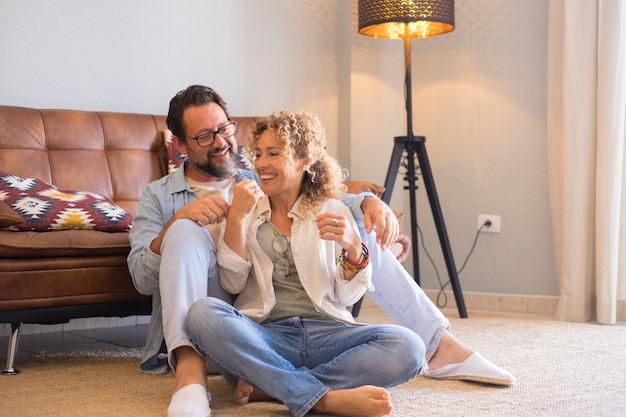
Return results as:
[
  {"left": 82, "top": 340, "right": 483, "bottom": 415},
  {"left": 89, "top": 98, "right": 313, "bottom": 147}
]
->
[
  {"left": 234, "top": 379, "right": 254, "bottom": 406},
  {"left": 427, "top": 330, "right": 474, "bottom": 371},
  {"left": 234, "top": 379, "right": 274, "bottom": 406},
  {"left": 312, "top": 385, "right": 393, "bottom": 417}
]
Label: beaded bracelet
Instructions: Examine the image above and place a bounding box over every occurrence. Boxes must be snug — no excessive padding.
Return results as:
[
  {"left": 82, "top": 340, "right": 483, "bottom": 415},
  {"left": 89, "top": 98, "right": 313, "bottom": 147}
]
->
[{"left": 338, "top": 243, "right": 370, "bottom": 273}]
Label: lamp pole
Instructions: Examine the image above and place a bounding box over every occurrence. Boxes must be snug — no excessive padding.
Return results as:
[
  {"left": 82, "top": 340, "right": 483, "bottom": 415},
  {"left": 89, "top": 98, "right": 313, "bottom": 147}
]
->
[
  {"left": 402, "top": 23, "right": 421, "bottom": 287},
  {"left": 381, "top": 23, "right": 468, "bottom": 318}
]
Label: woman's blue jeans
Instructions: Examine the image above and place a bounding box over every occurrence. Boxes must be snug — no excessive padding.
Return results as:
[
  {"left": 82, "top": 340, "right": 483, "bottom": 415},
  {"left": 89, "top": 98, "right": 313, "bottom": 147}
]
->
[{"left": 186, "top": 297, "right": 424, "bottom": 417}]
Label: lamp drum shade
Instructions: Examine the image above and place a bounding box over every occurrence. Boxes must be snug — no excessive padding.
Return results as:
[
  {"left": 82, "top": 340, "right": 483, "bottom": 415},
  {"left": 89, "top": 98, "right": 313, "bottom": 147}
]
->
[{"left": 358, "top": 0, "right": 455, "bottom": 39}]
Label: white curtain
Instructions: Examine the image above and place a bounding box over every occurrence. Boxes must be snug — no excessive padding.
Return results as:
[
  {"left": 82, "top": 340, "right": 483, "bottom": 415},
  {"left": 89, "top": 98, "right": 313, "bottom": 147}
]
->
[{"left": 547, "top": 0, "right": 626, "bottom": 324}]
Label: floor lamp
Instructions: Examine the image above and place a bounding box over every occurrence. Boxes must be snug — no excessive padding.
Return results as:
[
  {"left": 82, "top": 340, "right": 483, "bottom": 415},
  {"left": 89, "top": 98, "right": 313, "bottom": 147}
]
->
[{"left": 358, "top": 0, "right": 467, "bottom": 318}]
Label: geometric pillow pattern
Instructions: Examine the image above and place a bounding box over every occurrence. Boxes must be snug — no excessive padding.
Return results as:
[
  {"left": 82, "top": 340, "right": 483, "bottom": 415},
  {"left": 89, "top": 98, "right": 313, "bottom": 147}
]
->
[
  {"left": 163, "top": 129, "right": 253, "bottom": 174},
  {"left": 237, "top": 146, "right": 254, "bottom": 170},
  {"left": 0, "top": 171, "right": 133, "bottom": 232},
  {"left": 163, "top": 129, "right": 187, "bottom": 174}
]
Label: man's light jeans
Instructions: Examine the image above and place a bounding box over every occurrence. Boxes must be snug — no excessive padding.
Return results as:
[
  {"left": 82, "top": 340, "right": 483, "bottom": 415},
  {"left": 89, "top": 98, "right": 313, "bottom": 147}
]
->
[
  {"left": 359, "top": 226, "right": 449, "bottom": 362},
  {"left": 159, "top": 219, "right": 235, "bottom": 369}
]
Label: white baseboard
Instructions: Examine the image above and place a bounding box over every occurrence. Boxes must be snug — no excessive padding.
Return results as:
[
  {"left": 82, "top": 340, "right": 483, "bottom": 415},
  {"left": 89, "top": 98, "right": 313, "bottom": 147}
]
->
[
  {"left": 424, "top": 289, "right": 559, "bottom": 316},
  {"left": 361, "top": 290, "right": 559, "bottom": 317}
]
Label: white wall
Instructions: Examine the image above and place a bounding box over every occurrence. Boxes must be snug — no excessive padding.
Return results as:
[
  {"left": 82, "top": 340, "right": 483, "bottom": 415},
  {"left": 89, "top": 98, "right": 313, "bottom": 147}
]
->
[
  {"left": 0, "top": 0, "right": 341, "bottom": 154},
  {"left": 0, "top": 0, "right": 558, "bottom": 299},
  {"left": 350, "top": 0, "right": 557, "bottom": 298}
]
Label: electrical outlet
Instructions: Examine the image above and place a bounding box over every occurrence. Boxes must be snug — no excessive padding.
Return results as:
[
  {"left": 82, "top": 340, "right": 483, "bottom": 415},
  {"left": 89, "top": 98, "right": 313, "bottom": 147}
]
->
[{"left": 477, "top": 214, "right": 501, "bottom": 233}]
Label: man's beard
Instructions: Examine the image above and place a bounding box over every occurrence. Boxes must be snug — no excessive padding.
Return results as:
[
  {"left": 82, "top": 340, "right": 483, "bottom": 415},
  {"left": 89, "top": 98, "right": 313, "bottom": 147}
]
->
[{"left": 192, "top": 147, "right": 238, "bottom": 180}]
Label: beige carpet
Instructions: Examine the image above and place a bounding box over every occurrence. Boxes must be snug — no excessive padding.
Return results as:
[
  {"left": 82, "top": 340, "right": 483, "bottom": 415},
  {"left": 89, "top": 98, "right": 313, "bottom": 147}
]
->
[{"left": 2, "top": 309, "right": 626, "bottom": 417}]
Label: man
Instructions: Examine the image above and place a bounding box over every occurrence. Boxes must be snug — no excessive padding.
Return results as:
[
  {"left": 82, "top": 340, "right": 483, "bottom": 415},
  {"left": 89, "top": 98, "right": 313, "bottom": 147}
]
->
[{"left": 128, "top": 85, "right": 514, "bottom": 417}]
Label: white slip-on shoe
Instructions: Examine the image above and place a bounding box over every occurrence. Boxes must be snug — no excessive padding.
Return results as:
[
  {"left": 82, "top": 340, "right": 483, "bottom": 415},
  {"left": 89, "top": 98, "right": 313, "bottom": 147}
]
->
[
  {"left": 167, "top": 383, "right": 211, "bottom": 417},
  {"left": 423, "top": 352, "right": 516, "bottom": 386}
]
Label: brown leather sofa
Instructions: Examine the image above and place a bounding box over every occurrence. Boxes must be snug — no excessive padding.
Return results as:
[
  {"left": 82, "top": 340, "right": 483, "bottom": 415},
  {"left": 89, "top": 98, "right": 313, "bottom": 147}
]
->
[
  {"left": 0, "top": 104, "right": 259, "bottom": 374},
  {"left": 0, "top": 104, "right": 409, "bottom": 375}
]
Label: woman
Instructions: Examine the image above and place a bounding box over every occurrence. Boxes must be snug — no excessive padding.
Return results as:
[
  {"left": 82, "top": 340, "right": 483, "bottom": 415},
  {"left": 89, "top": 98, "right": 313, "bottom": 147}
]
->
[{"left": 186, "top": 111, "right": 424, "bottom": 417}]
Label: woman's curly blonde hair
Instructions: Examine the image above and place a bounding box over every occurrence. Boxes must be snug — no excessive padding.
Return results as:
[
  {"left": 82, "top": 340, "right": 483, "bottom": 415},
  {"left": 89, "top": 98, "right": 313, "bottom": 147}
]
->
[{"left": 245, "top": 111, "right": 347, "bottom": 212}]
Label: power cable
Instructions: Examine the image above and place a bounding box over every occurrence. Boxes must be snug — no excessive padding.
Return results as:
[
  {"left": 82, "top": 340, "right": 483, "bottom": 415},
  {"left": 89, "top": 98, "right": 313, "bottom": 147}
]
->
[{"left": 416, "top": 221, "right": 491, "bottom": 308}]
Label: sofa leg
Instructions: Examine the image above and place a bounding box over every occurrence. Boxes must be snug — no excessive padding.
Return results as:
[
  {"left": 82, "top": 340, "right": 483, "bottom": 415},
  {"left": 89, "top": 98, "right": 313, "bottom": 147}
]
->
[{"left": 2, "top": 323, "right": 21, "bottom": 375}]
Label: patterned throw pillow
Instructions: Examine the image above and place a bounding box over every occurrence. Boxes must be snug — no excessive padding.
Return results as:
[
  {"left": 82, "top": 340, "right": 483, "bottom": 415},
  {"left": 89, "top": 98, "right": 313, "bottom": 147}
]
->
[
  {"left": 0, "top": 171, "right": 133, "bottom": 232},
  {"left": 237, "top": 147, "right": 254, "bottom": 170},
  {"left": 163, "top": 129, "right": 187, "bottom": 174},
  {"left": 163, "top": 129, "right": 253, "bottom": 174}
]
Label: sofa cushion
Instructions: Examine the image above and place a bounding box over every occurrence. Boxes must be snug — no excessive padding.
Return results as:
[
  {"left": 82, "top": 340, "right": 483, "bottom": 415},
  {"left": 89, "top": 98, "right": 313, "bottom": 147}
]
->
[
  {"left": 0, "top": 171, "right": 133, "bottom": 232},
  {"left": 0, "top": 229, "right": 130, "bottom": 258},
  {"left": 0, "top": 200, "right": 23, "bottom": 228}
]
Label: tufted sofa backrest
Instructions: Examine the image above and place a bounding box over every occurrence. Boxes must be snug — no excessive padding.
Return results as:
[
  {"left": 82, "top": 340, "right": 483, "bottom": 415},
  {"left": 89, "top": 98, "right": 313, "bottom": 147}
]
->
[{"left": 0, "top": 105, "right": 258, "bottom": 216}]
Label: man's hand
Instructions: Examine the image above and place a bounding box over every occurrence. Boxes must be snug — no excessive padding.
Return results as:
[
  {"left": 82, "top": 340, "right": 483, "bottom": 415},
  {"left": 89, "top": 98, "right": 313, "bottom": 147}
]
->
[
  {"left": 175, "top": 195, "right": 231, "bottom": 226},
  {"left": 344, "top": 181, "right": 385, "bottom": 198},
  {"left": 149, "top": 194, "right": 231, "bottom": 255},
  {"left": 393, "top": 232, "right": 411, "bottom": 264},
  {"left": 361, "top": 197, "right": 399, "bottom": 251}
]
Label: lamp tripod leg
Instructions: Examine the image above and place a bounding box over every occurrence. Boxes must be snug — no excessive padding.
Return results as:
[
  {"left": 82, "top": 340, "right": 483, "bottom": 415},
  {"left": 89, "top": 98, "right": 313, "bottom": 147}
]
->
[
  {"left": 381, "top": 136, "right": 468, "bottom": 319},
  {"left": 415, "top": 141, "right": 468, "bottom": 318},
  {"left": 382, "top": 139, "right": 420, "bottom": 283}
]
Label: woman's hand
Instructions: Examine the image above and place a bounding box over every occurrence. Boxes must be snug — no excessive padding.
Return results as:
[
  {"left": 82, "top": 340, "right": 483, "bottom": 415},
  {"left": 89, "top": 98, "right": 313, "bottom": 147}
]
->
[
  {"left": 224, "top": 179, "right": 264, "bottom": 259},
  {"left": 315, "top": 212, "right": 362, "bottom": 264},
  {"left": 228, "top": 179, "right": 264, "bottom": 223}
]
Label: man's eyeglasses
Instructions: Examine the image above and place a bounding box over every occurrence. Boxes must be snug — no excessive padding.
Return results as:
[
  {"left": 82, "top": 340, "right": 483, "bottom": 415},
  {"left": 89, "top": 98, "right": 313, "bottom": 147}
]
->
[{"left": 186, "top": 121, "right": 237, "bottom": 147}]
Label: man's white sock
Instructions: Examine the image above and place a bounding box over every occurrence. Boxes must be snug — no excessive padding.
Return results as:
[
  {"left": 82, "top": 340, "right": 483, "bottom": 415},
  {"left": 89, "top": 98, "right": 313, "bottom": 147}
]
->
[{"left": 167, "top": 383, "right": 211, "bottom": 417}]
